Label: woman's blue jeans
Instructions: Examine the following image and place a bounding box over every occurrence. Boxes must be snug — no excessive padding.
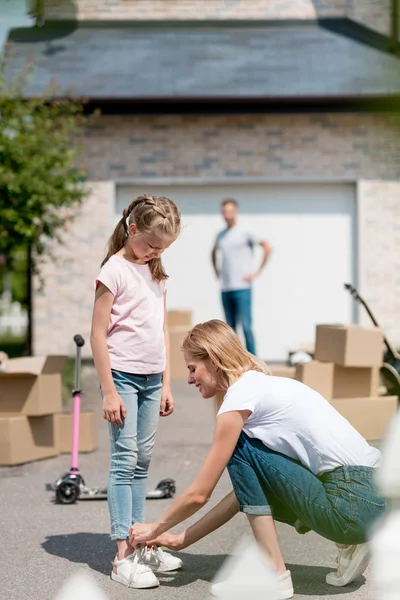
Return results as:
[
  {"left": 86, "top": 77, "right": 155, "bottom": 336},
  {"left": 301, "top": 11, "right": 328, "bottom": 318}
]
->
[
  {"left": 107, "top": 370, "right": 162, "bottom": 540},
  {"left": 228, "top": 433, "right": 387, "bottom": 545}
]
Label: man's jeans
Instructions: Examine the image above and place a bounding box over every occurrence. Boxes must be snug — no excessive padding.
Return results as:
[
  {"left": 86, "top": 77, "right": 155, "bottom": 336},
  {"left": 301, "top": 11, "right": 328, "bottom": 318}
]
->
[
  {"left": 221, "top": 288, "right": 256, "bottom": 354},
  {"left": 228, "top": 433, "right": 387, "bottom": 545},
  {"left": 106, "top": 369, "right": 162, "bottom": 540}
]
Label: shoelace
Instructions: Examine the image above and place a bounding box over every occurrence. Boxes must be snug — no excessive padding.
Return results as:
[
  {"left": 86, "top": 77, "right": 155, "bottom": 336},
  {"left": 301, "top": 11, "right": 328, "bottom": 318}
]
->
[
  {"left": 148, "top": 545, "right": 165, "bottom": 563},
  {"left": 335, "top": 546, "right": 354, "bottom": 574},
  {"left": 120, "top": 549, "right": 152, "bottom": 585}
]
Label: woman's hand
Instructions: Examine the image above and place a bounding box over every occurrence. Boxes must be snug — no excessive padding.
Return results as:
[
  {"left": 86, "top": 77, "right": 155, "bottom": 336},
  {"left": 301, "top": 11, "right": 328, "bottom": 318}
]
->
[
  {"left": 160, "top": 385, "right": 174, "bottom": 417},
  {"left": 129, "top": 522, "right": 159, "bottom": 548},
  {"left": 146, "top": 531, "right": 185, "bottom": 551},
  {"left": 102, "top": 391, "right": 127, "bottom": 426}
]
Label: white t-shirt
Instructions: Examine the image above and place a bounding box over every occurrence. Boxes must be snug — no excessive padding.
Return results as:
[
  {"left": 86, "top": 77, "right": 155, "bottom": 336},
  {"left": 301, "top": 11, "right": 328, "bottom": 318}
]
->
[
  {"left": 217, "top": 370, "right": 381, "bottom": 475},
  {"left": 215, "top": 226, "right": 262, "bottom": 292},
  {"left": 96, "top": 254, "right": 167, "bottom": 374}
]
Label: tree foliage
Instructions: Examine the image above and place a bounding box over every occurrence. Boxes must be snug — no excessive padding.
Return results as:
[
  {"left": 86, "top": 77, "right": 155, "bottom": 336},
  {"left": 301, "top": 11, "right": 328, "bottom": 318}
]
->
[{"left": 0, "top": 54, "right": 91, "bottom": 275}]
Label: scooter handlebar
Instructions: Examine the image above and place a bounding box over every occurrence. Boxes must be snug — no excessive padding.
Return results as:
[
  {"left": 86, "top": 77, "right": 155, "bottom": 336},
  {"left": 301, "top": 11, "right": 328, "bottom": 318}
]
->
[{"left": 73, "top": 334, "right": 85, "bottom": 348}]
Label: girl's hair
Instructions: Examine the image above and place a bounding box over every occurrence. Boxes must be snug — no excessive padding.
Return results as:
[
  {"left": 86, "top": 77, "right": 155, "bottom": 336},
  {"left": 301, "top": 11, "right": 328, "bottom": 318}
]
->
[
  {"left": 182, "top": 319, "right": 270, "bottom": 411},
  {"left": 102, "top": 194, "right": 181, "bottom": 282}
]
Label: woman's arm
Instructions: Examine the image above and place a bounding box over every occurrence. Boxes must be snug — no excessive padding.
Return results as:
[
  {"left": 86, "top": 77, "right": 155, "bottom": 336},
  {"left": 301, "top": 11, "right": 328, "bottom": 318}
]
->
[
  {"left": 150, "top": 491, "right": 239, "bottom": 551},
  {"left": 90, "top": 284, "right": 126, "bottom": 425},
  {"left": 160, "top": 291, "right": 174, "bottom": 416},
  {"left": 129, "top": 409, "right": 249, "bottom": 545}
]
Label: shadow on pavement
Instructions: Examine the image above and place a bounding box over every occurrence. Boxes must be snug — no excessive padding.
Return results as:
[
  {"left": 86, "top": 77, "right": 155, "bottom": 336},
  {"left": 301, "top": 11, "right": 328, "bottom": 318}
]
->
[
  {"left": 157, "top": 551, "right": 228, "bottom": 586},
  {"left": 42, "top": 533, "right": 115, "bottom": 575},
  {"left": 41, "top": 536, "right": 368, "bottom": 593},
  {"left": 286, "top": 563, "right": 367, "bottom": 596},
  {"left": 42, "top": 533, "right": 227, "bottom": 584}
]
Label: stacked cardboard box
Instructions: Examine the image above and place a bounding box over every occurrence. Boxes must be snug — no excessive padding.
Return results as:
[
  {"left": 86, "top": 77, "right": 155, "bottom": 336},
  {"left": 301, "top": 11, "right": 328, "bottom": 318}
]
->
[
  {"left": 168, "top": 310, "right": 192, "bottom": 380},
  {"left": 295, "top": 324, "right": 397, "bottom": 441},
  {"left": 0, "top": 355, "right": 98, "bottom": 464},
  {"left": 54, "top": 411, "right": 98, "bottom": 454},
  {"left": 0, "top": 356, "right": 66, "bottom": 465},
  {"left": 271, "top": 365, "right": 296, "bottom": 379}
]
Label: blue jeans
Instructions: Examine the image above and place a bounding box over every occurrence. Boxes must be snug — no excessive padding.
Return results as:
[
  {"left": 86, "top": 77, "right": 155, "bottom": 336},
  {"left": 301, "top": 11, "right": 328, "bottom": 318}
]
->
[
  {"left": 228, "top": 433, "right": 387, "bottom": 545},
  {"left": 221, "top": 289, "right": 256, "bottom": 354},
  {"left": 107, "top": 370, "right": 162, "bottom": 540}
]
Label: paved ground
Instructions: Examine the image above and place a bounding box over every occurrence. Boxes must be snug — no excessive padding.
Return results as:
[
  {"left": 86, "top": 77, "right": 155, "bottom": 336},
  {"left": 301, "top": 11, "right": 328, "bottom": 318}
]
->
[{"left": 0, "top": 367, "right": 375, "bottom": 600}]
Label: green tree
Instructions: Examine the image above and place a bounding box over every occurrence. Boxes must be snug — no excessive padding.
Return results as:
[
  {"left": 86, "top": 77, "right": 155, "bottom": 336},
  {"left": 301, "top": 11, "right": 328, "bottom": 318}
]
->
[{"left": 0, "top": 56, "right": 92, "bottom": 353}]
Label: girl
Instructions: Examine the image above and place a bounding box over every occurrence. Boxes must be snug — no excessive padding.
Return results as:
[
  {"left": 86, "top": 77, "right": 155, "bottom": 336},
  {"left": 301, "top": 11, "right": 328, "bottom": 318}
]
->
[
  {"left": 129, "top": 319, "right": 388, "bottom": 598},
  {"left": 90, "top": 194, "right": 183, "bottom": 589}
]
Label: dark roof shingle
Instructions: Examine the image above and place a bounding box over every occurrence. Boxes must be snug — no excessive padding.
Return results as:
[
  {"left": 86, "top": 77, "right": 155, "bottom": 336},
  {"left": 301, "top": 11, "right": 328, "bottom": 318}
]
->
[{"left": 4, "top": 19, "right": 400, "bottom": 101}]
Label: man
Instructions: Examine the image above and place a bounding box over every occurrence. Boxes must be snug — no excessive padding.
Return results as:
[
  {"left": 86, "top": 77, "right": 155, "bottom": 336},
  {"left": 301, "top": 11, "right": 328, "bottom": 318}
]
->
[{"left": 211, "top": 198, "right": 272, "bottom": 355}]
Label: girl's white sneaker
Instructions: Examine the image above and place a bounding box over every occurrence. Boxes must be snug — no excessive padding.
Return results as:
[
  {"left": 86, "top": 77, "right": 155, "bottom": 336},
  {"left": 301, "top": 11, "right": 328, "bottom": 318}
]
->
[
  {"left": 111, "top": 551, "right": 160, "bottom": 588},
  {"left": 142, "top": 546, "right": 183, "bottom": 573}
]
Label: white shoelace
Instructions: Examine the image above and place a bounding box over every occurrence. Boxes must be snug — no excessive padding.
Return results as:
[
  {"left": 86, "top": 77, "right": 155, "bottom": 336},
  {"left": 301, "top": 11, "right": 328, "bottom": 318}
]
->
[
  {"left": 121, "top": 548, "right": 152, "bottom": 584},
  {"left": 148, "top": 546, "right": 165, "bottom": 563}
]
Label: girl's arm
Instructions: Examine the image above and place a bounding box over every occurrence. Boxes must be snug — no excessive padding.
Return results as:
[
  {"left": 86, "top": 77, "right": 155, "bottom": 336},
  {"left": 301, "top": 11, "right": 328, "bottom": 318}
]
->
[
  {"left": 129, "top": 409, "right": 249, "bottom": 545},
  {"left": 150, "top": 491, "right": 239, "bottom": 551},
  {"left": 90, "top": 283, "right": 126, "bottom": 426},
  {"left": 160, "top": 291, "right": 174, "bottom": 416}
]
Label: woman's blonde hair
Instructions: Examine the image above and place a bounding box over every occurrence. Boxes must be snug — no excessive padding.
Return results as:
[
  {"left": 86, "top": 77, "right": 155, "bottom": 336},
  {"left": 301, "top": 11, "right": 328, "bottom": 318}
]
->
[
  {"left": 101, "top": 194, "right": 181, "bottom": 282},
  {"left": 182, "top": 319, "right": 270, "bottom": 411}
]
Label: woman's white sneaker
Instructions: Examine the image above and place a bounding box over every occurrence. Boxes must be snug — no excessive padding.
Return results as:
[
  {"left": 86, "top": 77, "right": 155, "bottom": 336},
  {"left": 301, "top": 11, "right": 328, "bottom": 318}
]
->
[
  {"left": 326, "top": 543, "right": 370, "bottom": 587},
  {"left": 111, "top": 551, "right": 160, "bottom": 588},
  {"left": 142, "top": 546, "right": 183, "bottom": 572}
]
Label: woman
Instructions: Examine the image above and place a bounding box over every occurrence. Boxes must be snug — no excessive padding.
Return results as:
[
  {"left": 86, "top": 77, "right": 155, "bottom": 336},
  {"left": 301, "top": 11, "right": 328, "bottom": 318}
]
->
[{"left": 129, "top": 320, "right": 387, "bottom": 598}]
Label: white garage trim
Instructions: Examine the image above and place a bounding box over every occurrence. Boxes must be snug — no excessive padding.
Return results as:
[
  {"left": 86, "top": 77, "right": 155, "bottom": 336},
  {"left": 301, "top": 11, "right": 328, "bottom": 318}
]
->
[{"left": 114, "top": 176, "right": 356, "bottom": 186}]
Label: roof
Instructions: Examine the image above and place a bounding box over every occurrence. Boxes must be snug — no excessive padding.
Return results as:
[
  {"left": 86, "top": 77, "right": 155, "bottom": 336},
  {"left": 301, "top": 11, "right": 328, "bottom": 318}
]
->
[{"left": 4, "top": 19, "right": 400, "bottom": 102}]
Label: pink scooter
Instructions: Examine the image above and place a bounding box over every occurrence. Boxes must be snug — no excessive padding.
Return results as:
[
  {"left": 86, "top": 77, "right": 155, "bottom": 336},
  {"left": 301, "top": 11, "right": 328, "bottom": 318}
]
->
[{"left": 55, "top": 334, "right": 176, "bottom": 504}]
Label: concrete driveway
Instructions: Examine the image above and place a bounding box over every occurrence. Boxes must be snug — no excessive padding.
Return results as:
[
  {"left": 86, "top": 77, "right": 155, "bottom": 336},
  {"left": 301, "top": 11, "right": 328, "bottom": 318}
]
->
[{"left": 0, "top": 370, "right": 375, "bottom": 600}]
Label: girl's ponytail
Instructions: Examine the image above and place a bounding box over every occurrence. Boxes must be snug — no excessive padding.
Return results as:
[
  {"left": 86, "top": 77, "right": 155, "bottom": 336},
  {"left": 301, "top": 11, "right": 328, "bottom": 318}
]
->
[{"left": 101, "top": 207, "right": 130, "bottom": 267}]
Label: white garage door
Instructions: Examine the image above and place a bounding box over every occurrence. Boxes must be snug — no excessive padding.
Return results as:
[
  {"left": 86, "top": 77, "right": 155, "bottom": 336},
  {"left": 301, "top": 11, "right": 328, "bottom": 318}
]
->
[{"left": 116, "top": 183, "right": 356, "bottom": 362}]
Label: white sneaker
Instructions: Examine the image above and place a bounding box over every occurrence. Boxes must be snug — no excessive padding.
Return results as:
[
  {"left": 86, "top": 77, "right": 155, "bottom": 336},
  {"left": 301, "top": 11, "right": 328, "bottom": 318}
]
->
[
  {"left": 111, "top": 550, "right": 160, "bottom": 588},
  {"left": 211, "top": 569, "right": 294, "bottom": 599},
  {"left": 326, "top": 543, "right": 370, "bottom": 586},
  {"left": 141, "top": 546, "right": 183, "bottom": 573}
]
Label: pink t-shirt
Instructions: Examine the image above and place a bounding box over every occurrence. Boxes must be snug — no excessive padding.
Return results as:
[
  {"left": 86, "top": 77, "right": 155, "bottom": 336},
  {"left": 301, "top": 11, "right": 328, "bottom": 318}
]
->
[{"left": 96, "top": 254, "right": 167, "bottom": 374}]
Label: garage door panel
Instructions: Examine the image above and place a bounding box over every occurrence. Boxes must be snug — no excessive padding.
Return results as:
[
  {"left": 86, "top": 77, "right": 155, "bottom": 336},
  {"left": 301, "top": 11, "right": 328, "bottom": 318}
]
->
[{"left": 117, "top": 183, "right": 356, "bottom": 361}]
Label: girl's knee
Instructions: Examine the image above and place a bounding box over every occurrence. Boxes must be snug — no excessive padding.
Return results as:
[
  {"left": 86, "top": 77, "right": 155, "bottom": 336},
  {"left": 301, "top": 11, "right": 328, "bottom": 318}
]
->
[
  {"left": 136, "top": 451, "right": 152, "bottom": 474},
  {"left": 110, "top": 448, "right": 138, "bottom": 478}
]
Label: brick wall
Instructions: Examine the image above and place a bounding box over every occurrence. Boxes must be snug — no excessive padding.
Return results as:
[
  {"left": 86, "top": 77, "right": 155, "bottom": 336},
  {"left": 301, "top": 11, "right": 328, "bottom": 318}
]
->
[
  {"left": 33, "top": 113, "right": 400, "bottom": 356},
  {"left": 82, "top": 113, "right": 400, "bottom": 181},
  {"left": 41, "top": 1, "right": 393, "bottom": 36},
  {"left": 357, "top": 180, "right": 400, "bottom": 342},
  {"left": 347, "top": 0, "right": 391, "bottom": 36},
  {"left": 42, "top": 0, "right": 346, "bottom": 21},
  {"left": 33, "top": 181, "right": 115, "bottom": 356}
]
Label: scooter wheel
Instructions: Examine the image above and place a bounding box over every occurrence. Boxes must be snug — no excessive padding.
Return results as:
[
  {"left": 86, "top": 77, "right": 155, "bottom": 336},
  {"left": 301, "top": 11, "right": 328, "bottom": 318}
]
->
[
  {"left": 155, "top": 478, "right": 176, "bottom": 497},
  {"left": 56, "top": 479, "right": 79, "bottom": 504}
]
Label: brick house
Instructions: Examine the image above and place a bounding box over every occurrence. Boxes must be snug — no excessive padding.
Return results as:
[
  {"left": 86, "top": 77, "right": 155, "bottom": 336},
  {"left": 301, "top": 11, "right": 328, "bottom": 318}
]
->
[{"left": 4, "top": 0, "right": 400, "bottom": 361}]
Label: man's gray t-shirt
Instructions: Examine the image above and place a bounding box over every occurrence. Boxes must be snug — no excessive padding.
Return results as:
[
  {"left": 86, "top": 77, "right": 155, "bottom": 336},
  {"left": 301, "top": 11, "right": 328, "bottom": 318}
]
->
[{"left": 215, "top": 226, "right": 261, "bottom": 292}]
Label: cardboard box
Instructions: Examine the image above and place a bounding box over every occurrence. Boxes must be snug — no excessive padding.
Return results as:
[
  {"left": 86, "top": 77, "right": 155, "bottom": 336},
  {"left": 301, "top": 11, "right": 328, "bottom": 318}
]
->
[
  {"left": 331, "top": 396, "right": 397, "bottom": 441},
  {"left": 0, "top": 355, "right": 66, "bottom": 416},
  {"left": 315, "top": 325, "right": 383, "bottom": 367},
  {"left": 169, "top": 326, "right": 190, "bottom": 380},
  {"left": 271, "top": 365, "right": 296, "bottom": 378},
  {"left": 333, "top": 366, "right": 379, "bottom": 399},
  {"left": 295, "top": 361, "right": 334, "bottom": 400},
  {"left": 167, "top": 310, "right": 192, "bottom": 328},
  {"left": 55, "top": 411, "right": 98, "bottom": 454},
  {"left": 0, "top": 413, "right": 59, "bottom": 466}
]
